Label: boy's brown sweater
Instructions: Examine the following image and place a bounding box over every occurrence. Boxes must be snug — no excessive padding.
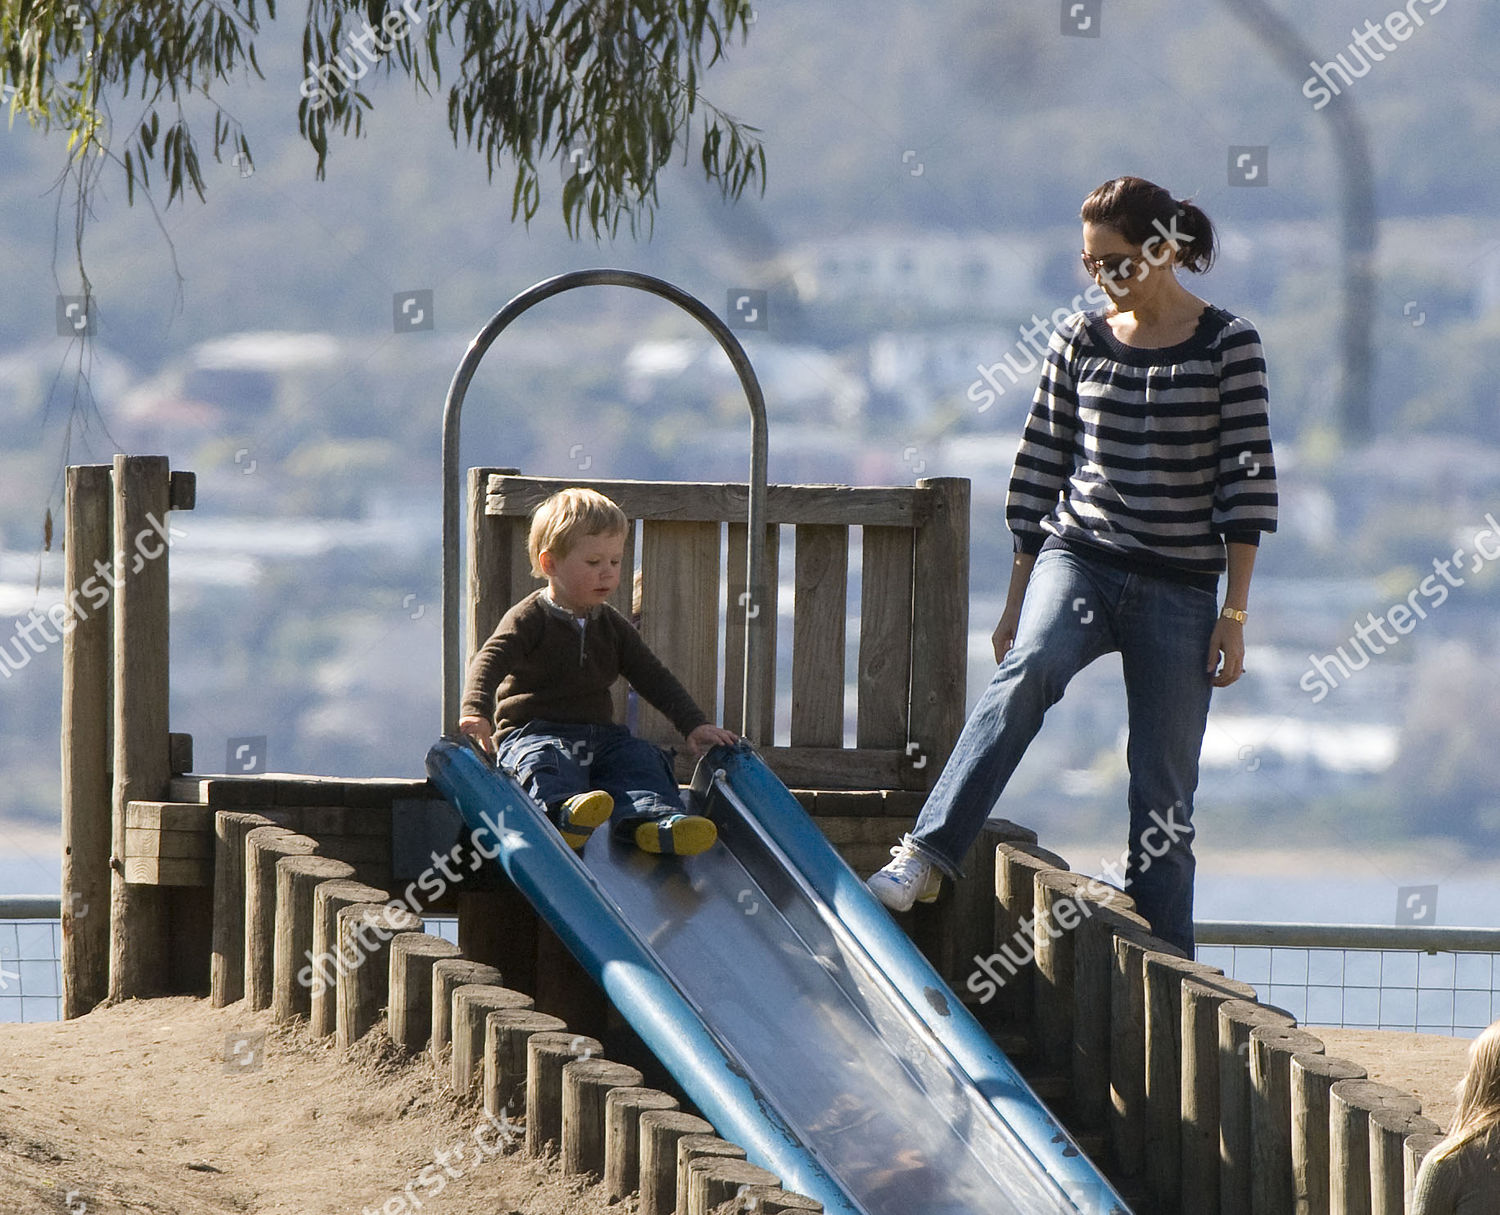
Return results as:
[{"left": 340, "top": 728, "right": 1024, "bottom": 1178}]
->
[{"left": 460, "top": 590, "right": 709, "bottom": 742}]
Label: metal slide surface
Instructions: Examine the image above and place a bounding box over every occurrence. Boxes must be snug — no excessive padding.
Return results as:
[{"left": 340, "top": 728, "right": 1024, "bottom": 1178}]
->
[{"left": 426, "top": 738, "right": 1130, "bottom": 1215}]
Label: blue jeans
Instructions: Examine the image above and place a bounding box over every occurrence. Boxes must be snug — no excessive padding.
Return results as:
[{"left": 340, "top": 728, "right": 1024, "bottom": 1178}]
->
[
  {"left": 909, "top": 545, "right": 1217, "bottom": 954},
  {"left": 496, "top": 720, "right": 684, "bottom": 840}
]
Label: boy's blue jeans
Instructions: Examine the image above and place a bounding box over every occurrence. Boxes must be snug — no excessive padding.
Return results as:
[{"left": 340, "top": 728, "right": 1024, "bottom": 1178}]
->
[
  {"left": 496, "top": 720, "right": 684, "bottom": 840},
  {"left": 907, "top": 545, "right": 1218, "bottom": 955}
]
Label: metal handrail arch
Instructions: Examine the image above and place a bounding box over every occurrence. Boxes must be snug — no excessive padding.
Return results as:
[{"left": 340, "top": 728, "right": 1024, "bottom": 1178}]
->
[{"left": 441, "top": 269, "right": 769, "bottom": 736}]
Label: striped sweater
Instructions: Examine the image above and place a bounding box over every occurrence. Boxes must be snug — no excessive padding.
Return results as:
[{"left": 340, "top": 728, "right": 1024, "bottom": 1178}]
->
[{"left": 1006, "top": 305, "right": 1278, "bottom": 585}]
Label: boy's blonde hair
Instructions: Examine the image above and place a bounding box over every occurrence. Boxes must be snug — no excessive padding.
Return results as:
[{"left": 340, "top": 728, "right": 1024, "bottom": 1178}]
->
[{"left": 528, "top": 488, "right": 627, "bottom": 577}]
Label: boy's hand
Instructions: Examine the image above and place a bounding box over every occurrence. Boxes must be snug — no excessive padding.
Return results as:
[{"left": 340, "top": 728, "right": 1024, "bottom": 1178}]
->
[
  {"left": 458, "top": 715, "right": 495, "bottom": 756},
  {"left": 685, "top": 723, "right": 738, "bottom": 756}
]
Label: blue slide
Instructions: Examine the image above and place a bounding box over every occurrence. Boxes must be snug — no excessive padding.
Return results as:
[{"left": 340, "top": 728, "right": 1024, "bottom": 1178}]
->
[{"left": 426, "top": 738, "right": 1130, "bottom": 1215}]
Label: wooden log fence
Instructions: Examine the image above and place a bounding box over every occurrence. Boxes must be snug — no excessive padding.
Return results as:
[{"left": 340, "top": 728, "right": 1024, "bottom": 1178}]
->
[
  {"left": 1249, "top": 1023, "right": 1326, "bottom": 1215},
  {"left": 1292, "top": 1052, "right": 1368, "bottom": 1215},
  {"left": 451, "top": 983, "right": 534, "bottom": 1098}
]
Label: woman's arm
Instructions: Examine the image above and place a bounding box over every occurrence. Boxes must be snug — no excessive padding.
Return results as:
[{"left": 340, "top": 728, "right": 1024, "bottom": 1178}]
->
[
  {"left": 1206, "top": 540, "right": 1257, "bottom": 686},
  {"left": 992, "top": 552, "right": 1038, "bottom": 663}
]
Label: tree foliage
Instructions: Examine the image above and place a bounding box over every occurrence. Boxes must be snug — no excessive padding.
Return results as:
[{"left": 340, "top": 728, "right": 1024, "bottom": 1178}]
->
[{"left": 0, "top": 0, "right": 765, "bottom": 239}]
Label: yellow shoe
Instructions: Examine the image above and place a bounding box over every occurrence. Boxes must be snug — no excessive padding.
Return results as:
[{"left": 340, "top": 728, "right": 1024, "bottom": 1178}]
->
[
  {"left": 634, "top": 813, "right": 718, "bottom": 857},
  {"left": 558, "top": 790, "right": 613, "bottom": 851}
]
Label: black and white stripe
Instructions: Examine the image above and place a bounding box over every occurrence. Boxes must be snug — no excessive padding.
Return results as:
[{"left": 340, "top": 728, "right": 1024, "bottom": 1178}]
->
[{"left": 1006, "top": 306, "right": 1278, "bottom": 579}]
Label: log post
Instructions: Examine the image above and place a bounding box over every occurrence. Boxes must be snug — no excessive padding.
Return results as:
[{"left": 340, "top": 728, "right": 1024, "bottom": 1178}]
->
[
  {"left": 933, "top": 818, "right": 1034, "bottom": 988},
  {"left": 1369, "top": 1106, "right": 1439, "bottom": 1215},
  {"left": 451, "top": 983, "right": 534, "bottom": 1098},
  {"left": 738, "top": 1189, "right": 824, "bottom": 1213},
  {"left": 431, "top": 957, "right": 503, "bottom": 1062},
  {"left": 486, "top": 1008, "right": 567, "bottom": 1119},
  {"left": 526, "top": 1031, "right": 602, "bottom": 1156},
  {"left": 604, "top": 1087, "right": 680, "bottom": 1202},
  {"left": 561, "top": 1058, "right": 645, "bottom": 1178},
  {"left": 107, "top": 455, "right": 175, "bottom": 1000},
  {"left": 1073, "top": 902, "right": 1150, "bottom": 1132},
  {"left": 388, "top": 932, "right": 461, "bottom": 1053},
  {"left": 308, "top": 879, "right": 390, "bottom": 1038},
  {"left": 61, "top": 463, "right": 114, "bottom": 1019},
  {"left": 1291, "top": 1053, "right": 1367, "bottom": 1215},
  {"left": 1143, "top": 954, "right": 1223, "bottom": 1214},
  {"left": 335, "top": 902, "right": 423, "bottom": 1049},
  {"left": 676, "top": 1134, "right": 747, "bottom": 1215},
  {"left": 909, "top": 476, "right": 970, "bottom": 781},
  {"left": 1403, "top": 1132, "right": 1445, "bottom": 1211},
  {"left": 243, "top": 827, "right": 318, "bottom": 1011},
  {"left": 1329, "top": 1080, "right": 1422, "bottom": 1215},
  {"left": 272, "top": 855, "right": 355, "bottom": 1021},
  {"left": 1178, "top": 973, "right": 1258, "bottom": 1214},
  {"left": 210, "top": 811, "right": 276, "bottom": 1006},
  {"left": 1249, "top": 1024, "right": 1325, "bottom": 1215},
  {"left": 1219, "top": 1000, "right": 1295, "bottom": 1215},
  {"left": 1110, "top": 926, "right": 1185, "bottom": 1177},
  {"left": 688, "top": 1158, "right": 780, "bottom": 1215},
  {"left": 1034, "top": 869, "right": 1129, "bottom": 1076},
  {"left": 639, "top": 1109, "right": 715, "bottom": 1215},
  {"left": 993, "top": 843, "right": 1068, "bottom": 1034}
]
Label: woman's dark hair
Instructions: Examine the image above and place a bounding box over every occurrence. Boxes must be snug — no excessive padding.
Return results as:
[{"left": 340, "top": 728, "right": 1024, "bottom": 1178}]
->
[{"left": 1081, "top": 176, "right": 1217, "bottom": 273}]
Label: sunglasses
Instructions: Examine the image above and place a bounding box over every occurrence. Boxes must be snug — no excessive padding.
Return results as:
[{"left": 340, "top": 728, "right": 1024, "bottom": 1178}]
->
[{"left": 1080, "top": 251, "right": 1139, "bottom": 280}]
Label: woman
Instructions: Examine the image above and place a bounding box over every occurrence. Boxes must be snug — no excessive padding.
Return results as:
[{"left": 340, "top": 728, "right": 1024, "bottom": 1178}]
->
[
  {"left": 868, "top": 176, "right": 1278, "bottom": 955},
  {"left": 1413, "top": 1019, "right": 1500, "bottom": 1213}
]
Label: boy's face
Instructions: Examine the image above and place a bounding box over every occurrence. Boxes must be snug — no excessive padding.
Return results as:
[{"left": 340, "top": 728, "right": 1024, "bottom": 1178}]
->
[{"left": 540, "top": 530, "right": 624, "bottom": 614}]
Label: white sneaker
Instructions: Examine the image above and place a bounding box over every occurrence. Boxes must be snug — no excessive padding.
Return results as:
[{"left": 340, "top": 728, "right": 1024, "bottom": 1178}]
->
[{"left": 867, "top": 835, "right": 942, "bottom": 912}]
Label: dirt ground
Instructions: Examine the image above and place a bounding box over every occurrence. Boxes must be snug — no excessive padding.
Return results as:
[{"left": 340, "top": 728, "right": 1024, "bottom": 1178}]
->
[
  {"left": 1315, "top": 1027, "right": 1472, "bottom": 1133},
  {"left": 0, "top": 996, "right": 627, "bottom": 1215}
]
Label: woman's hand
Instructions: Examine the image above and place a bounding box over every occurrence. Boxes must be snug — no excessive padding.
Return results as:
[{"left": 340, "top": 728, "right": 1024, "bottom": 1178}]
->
[
  {"left": 686, "top": 723, "right": 738, "bottom": 756},
  {"left": 458, "top": 714, "right": 496, "bottom": 756},
  {"left": 1206, "top": 618, "right": 1245, "bottom": 687},
  {"left": 992, "top": 606, "right": 1023, "bottom": 664}
]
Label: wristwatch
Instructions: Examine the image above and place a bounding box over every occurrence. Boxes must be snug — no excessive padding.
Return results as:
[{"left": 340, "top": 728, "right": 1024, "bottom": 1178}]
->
[{"left": 1220, "top": 607, "right": 1248, "bottom": 623}]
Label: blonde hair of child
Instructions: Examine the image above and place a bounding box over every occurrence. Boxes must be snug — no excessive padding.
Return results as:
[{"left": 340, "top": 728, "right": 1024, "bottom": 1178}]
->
[
  {"left": 527, "top": 488, "right": 627, "bottom": 578},
  {"left": 1432, "top": 1017, "right": 1500, "bottom": 1162}
]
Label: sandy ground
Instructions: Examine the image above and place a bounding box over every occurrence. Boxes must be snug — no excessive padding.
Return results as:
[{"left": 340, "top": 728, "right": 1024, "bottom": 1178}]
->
[
  {"left": 1314, "top": 1028, "right": 1471, "bottom": 1133},
  {"left": 0, "top": 996, "right": 626, "bottom": 1215}
]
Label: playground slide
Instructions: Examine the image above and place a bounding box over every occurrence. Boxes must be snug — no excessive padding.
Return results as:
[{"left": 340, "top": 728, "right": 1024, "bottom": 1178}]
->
[{"left": 426, "top": 738, "right": 1130, "bottom": 1215}]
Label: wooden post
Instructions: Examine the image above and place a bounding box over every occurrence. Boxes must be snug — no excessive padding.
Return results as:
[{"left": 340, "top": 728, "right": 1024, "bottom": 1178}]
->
[
  {"left": 1110, "top": 927, "right": 1184, "bottom": 1178},
  {"left": 526, "top": 1031, "right": 602, "bottom": 1155},
  {"left": 243, "top": 827, "right": 318, "bottom": 1011},
  {"left": 1219, "top": 1000, "right": 1296, "bottom": 1215},
  {"left": 388, "top": 932, "right": 461, "bottom": 1053},
  {"left": 451, "top": 983, "right": 534, "bottom": 1098},
  {"left": 309, "top": 879, "right": 391, "bottom": 1038},
  {"left": 1178, "top": 974, "right": 1258, "bottom": 1214},
  {"left": 210, "top": 811, "right": 276, "bottom": 1006},
  {"left": 604, "top": 1086, "right": 680, "bottom": 1202},
  {"left": 909, "top": 477, "right": 970, "bottom": 778},
  {"left": 335, "top": 902, "right": 423, "bottom": 1049},
  {"left": 1034, "top": 869, "right": 1127, "bottom": 1076},
  {"left": 272, "top": 855, "right": 355, "bottom": 1021},
  {"left": 485, "top": 1008, "right": 566, "bottom": 1118},
  {"left": 1249, "top": 1024, "right": 1325, "bottom": 1215},
  {"left": 930, "top": 819, "right": 1036, "bottom": 988},
  {"left": 993, "top": 843, "right": 1068, "bottom": 1033},
  {"left": 108, "top": 455, "right": 174, "bottom": 1000},
  {"left": 430, "top": 958, "right": 503, "bottom": 1061},
  {"left": 1330, "top": 1079, "right": 1419, "bottom": 1215},
  {"left": 1403, "top": 1132, "right": 1445, "bottom": 1211},
  {"left": 561, "top": 1058, "right": 644, "bottom": 1178},
  {"left": 1068, "top": 900, "right": 1148, "bottom": 1134},
  {"left": 676, "top": 1134, "right": 747, "bottom": 1215},
  {"left": 639, "top": 1109, "right": 715, "bottom": 1215},
  {"left": 1291, "top": 1053, "right": 1367, "bottom": 1215},
  {"left": 688, "top": 1159, "right": 781, "bottom": 1215},
  {"left": 61, "top": 463, "right": 114, "bottom": 1019},
  {"left": 739, "top": 1189, "right": 824, "bottom": 1213},
  {"left": 1143, "top": 954, "right": 1223, "bottom": 1214},
  {"left": 1369, "top": 1106, "right": 1439, "bottom": 1215}
]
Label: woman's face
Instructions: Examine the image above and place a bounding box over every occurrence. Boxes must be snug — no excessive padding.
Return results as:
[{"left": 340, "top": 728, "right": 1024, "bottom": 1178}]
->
[{"left": 1081, "top": 220, "right": 1172, "bottom": 304}]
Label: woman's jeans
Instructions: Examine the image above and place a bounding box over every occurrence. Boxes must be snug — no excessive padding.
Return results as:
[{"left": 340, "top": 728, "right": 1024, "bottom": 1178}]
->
[
  {"left": 496, "top": 720, "right": 684, "bottom": 841},
  {"left": 908, "top": 546, "right": 1218, "bottom": 955}
]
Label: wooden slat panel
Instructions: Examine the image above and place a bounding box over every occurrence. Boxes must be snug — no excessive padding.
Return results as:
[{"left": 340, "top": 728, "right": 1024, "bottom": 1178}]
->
[
  {"left": 466, "top": 466, "right": 524, "bottom": 672},
  {"left": 909, "top": 477, "right": 971, "bottom": 779},
  {"left": 484, "top": 474, "right": 927, "bottom": 528},
  {"left": 723, "top": 521, "right": 778, "bottom": 741},
  {"left": 670, "top": 746, "right": 920, "bottom": 791},
  {"left": 636, "top": 520, "right": 720, "bottom": 746},
  {"left": 857, "top": 526, "right": 914, "bottom": 749},
  {"left": 609, "top": 519, "right": 637, "bottom": 725},
  {"left": 791, "top": 525, "right": 848, "bottom": 748}
]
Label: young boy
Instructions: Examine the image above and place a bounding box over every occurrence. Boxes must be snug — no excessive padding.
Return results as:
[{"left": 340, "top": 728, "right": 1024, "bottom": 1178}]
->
[{"left": 457, "top": 488, "right": 737, "bottom": 856}]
